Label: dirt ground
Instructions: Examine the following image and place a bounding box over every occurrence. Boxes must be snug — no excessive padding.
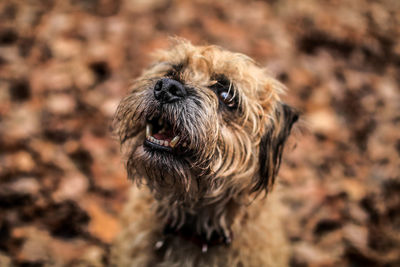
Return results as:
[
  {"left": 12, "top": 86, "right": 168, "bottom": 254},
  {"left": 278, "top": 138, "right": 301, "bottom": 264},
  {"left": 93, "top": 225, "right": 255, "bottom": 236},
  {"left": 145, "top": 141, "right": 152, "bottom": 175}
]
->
[{"left": 0, "top": 0, "right": 399, "bottom": 266}]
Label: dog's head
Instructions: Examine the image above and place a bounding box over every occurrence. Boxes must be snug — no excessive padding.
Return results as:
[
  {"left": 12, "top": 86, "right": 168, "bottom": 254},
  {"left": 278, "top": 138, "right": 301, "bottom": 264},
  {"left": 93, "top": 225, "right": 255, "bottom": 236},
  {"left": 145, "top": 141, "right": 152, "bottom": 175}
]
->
[{"left": 114, "top": 39, "right": 298, "bottom": 203}]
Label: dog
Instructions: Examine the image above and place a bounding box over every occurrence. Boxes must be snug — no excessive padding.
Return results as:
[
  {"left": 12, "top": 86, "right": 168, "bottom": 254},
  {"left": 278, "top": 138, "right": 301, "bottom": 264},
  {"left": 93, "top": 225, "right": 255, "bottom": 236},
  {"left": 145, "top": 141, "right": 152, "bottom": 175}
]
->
[{"left": 110, "top": 39, "right": 298, "bottom": 267}]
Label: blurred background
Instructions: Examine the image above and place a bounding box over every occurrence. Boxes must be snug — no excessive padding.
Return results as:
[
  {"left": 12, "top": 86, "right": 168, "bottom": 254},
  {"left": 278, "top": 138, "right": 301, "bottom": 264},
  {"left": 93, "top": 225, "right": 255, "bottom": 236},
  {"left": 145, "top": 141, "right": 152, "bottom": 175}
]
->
[{"left": 0, "top": 0, "right": 399, "bottom": 266}]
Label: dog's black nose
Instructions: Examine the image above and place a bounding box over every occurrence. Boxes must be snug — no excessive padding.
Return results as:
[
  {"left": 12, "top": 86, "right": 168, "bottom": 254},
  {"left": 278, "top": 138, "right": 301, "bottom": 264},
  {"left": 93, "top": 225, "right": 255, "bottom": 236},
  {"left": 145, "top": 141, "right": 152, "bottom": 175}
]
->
[{"left": 154, "top": 78, "right": 187, "bottom": 103}]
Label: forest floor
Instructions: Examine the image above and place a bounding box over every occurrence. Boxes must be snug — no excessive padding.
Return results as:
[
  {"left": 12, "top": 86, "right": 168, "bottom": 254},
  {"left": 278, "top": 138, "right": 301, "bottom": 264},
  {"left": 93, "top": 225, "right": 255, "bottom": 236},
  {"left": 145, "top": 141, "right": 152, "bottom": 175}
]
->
[{"left": 0, "top": 0, "right": 399, "bottom": 266}]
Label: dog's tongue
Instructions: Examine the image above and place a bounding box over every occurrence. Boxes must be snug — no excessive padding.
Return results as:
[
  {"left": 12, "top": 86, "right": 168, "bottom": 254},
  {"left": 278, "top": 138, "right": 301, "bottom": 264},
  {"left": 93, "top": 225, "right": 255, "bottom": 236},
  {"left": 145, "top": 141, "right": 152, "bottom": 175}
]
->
[{"left": 153, "top": 129, "right": 174, "bottom": 141}]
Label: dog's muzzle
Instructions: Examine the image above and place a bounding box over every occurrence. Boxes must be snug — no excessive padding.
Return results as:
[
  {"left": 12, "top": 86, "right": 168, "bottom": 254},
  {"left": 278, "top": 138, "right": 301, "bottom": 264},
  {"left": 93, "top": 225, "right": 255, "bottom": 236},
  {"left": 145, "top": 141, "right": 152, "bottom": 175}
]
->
[{"left": 144, "top": 79, "right": 190, "bottom": 152}]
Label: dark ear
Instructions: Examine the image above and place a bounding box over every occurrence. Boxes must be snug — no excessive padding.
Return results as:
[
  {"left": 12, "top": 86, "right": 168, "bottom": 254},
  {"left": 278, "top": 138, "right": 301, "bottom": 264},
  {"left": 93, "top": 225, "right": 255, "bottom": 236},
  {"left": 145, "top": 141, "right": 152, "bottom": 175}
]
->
[{"left": 252, "top": 102, "right": 299, "bottom": 193}]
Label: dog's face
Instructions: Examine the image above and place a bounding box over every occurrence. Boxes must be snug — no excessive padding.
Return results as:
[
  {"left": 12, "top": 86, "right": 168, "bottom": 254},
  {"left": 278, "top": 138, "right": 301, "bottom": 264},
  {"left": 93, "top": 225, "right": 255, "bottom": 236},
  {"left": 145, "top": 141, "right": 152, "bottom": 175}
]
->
[{"left": 114, "top": 40, "right": 298, "bottom": 203}]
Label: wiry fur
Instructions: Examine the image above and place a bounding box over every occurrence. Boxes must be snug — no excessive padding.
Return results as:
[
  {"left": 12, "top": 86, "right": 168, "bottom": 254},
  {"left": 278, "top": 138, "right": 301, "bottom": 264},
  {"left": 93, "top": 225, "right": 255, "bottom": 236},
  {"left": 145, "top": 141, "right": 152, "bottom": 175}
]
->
[{"left": 111, "top": 39, "right": 298, "bottom": 267}]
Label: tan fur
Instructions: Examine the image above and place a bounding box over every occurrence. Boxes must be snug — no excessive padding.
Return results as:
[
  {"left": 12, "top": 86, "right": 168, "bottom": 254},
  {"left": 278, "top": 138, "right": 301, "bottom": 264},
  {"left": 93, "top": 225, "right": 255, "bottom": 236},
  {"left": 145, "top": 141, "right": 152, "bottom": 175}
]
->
[
  {"left": 111, "top": 39, "right": 297, "bottom": 267},
  {"left": 112, "top": 187, "right": 288, "bottom": 267}
]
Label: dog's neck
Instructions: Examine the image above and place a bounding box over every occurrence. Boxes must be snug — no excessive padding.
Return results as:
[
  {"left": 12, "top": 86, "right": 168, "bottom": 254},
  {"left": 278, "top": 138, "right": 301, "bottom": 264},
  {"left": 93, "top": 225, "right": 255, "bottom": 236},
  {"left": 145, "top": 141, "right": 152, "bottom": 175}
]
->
[{"left": 155, "top": 193, "right": 242, "bottom": 250}]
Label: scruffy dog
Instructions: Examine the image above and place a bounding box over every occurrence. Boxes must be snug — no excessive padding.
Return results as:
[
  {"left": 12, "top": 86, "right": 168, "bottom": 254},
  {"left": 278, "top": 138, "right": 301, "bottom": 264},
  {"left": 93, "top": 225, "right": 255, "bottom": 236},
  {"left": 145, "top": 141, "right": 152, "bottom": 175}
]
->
[{"left": 111, "top": 39, "right": 298, "bottom": 267}]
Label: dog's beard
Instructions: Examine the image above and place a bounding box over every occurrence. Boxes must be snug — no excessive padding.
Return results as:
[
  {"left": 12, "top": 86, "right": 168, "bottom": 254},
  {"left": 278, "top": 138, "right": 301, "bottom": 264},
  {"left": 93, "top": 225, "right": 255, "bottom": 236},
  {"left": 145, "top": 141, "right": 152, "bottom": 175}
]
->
[
  {"left": 127, "top": 143, "right": 200, "bottom": 202},
  {"left": 118, "top": 83, "right": 221, "bottom": 203}
]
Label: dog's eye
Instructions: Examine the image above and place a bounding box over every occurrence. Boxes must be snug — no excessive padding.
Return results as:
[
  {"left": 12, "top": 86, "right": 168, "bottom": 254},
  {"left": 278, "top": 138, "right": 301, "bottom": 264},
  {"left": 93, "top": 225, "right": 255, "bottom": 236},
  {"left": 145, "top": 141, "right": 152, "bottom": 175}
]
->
[
  {"left": 218, "top": 90, "right": 236, "bottom": 108},
  {"left": 210, "top": 74, "right": 238, "bottom": 109}
]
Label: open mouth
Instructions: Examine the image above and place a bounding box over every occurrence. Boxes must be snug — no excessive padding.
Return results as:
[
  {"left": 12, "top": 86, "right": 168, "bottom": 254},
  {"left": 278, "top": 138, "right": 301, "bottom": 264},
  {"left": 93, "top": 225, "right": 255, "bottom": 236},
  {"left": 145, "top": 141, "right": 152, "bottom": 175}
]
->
[{"left": 144, "top": 115, "right": 186, "bottom": 152}]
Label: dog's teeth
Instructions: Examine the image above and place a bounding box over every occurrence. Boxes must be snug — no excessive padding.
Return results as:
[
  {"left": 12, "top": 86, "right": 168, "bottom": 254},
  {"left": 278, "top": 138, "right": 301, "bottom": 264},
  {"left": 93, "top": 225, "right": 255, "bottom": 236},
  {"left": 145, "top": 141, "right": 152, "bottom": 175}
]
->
[
  {"left": 146, "top": 124, "right": 152, "bottom": 138},
  {"left": 164, "top": 140, "right": 169, "bottom": 146},
  {"left": 170, "top": 136, "right": 180, "bottom": 148}
]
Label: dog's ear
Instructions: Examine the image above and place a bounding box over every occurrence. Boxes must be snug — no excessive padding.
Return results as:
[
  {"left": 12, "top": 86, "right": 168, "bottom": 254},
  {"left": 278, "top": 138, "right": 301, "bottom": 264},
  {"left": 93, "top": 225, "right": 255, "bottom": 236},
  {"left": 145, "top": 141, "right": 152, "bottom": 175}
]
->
[{"left": 252, "top": 102, "right": 299, "bottom": 194}]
